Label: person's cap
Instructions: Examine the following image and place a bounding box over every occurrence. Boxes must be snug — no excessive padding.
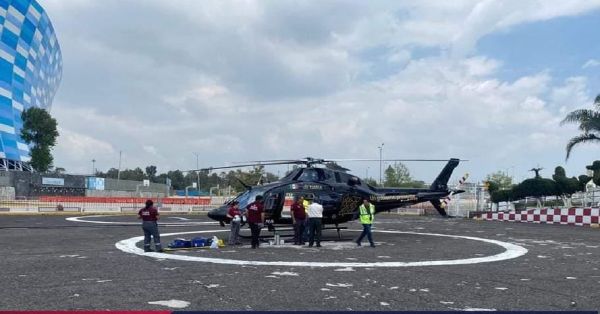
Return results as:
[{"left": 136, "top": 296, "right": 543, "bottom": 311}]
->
[
  {"left": 145, "top": 199, "right": 154, "bottom": 206},
  {"left": 255, "top": 195, "right": 264, "bottom": 201},
  {"left": 231, "top": 200, "right": 239, "bottom": 205}
]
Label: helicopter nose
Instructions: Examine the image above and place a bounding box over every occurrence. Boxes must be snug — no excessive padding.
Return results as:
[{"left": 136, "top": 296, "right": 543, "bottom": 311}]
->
[{"left": 207, "top": 207, "right": 226, "bottom": 221}]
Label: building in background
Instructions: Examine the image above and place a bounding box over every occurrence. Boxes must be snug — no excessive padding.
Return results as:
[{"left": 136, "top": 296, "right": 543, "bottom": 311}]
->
[{"left": 0, "top": 0, "right": 62, "bottom": 171}]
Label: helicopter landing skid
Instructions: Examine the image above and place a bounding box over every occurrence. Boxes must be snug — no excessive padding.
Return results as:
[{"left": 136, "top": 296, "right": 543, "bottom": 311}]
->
[{"left": 238, "top": 224, "right": 348, "bottom": 240}]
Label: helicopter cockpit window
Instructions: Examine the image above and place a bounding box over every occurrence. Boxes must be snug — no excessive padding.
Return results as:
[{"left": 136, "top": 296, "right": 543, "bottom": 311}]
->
[
  {"left": 298, "top": 169, "right": 320, "bottom": 181},
  {"left": 232, "top": 189, "right": 263, "bottom": 209},
  {"left": 338, "top": 172, "right": 361, "bottom": 186},
  {"left": 334, "top": 172, "right": 342, "bottom": 183}
]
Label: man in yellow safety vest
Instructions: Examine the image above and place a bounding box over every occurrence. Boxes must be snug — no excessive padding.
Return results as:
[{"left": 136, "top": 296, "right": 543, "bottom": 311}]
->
[{"left": 356, "top": 198, "right": 375, "bottom": 247}]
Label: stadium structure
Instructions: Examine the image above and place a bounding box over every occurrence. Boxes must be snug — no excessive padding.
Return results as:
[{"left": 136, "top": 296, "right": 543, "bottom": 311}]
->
[{"left": 0, "top": 0, "right": 62, "bottom": 171}]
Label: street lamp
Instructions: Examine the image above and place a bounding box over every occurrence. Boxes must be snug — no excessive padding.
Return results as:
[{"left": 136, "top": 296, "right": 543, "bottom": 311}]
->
[
  {"left": 378, "top": 143, "right": 384, "bottom": 185},
  {"left": 91, "top": 159, "right": 96, "bottom": 175},
  {"left": 193, "top": 152, "right": 200, "bottom": 196}
]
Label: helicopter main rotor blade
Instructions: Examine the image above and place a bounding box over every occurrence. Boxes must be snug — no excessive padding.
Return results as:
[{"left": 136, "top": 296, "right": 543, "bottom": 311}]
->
[
  {"left": 323, "top": 158, "right": 468, "bottom": 162},
  {"left": 231, "top": 159, "right": 301, "bottom": 164},
  {"left": 186, "top": 161, "right": 303, "bottom": 173}
]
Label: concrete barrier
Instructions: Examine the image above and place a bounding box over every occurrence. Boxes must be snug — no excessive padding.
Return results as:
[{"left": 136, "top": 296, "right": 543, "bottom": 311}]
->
[{"left": 475, "top": 207, "right": 600, "bottom": 227}]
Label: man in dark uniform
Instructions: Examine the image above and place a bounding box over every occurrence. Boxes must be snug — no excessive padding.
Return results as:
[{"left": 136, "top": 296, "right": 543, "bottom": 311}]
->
[
  {"left": 138, "top": 199, "right": 163, "bottom": 252},
  {"left": 226, "top": 201, "right": 242, "bottom": 246},
  {"left": 245, "top": 195, "right": 264, "bottom": 249},
  {"left": 290, "top": 195, "right": 307, "bottom": 245}
]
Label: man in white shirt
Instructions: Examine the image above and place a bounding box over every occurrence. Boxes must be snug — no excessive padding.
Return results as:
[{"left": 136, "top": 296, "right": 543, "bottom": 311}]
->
[{"left": 306, "top": 199, "right": 324, "bottom": 247}]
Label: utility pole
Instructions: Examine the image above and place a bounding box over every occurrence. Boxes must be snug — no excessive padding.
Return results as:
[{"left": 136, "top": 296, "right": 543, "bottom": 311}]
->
[
  {"left": 193, "top": 152, "right": 200, "bottom": 197},
  {"left": 378, "top": 143, "right": 384, "bottom": 185},
  {"left": 117, "top": 150, "right": 122, "bottom": 189},
  {"left": 92, "top": 159, "right": 96, "bottom": 175}
]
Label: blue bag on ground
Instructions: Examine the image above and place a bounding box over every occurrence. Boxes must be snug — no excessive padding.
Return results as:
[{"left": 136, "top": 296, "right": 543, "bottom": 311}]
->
[
  {"left": 191, "top": 237, "right": 207, "bottom": 247},
  {"left": 168, "top": 238, "right": 192, "bottom": 248}
]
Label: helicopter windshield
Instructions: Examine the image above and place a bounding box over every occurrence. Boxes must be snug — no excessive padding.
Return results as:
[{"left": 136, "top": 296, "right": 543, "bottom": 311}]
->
[{"left": 231, "top": 189, "right": 264, "bottom": 209}]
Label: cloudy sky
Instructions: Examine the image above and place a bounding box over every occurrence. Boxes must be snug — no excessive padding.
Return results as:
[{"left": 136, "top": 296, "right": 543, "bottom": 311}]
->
[{"left": 39, "top": 0, "right": 600, "bottom": 184}]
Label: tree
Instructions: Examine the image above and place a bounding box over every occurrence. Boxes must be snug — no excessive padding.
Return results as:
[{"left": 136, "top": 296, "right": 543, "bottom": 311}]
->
[
  {"left": 578, "top": 174, "right": 592, "bottom": 191},
  {"left": 166, "top": 170, "right": 185, "bottom": 190},
  {"left": 552, "top": 166, "right": 582, "bottom": 207},
  {"left": 364, "top": 178, "right": 378, "bottom": 187},
  {"left": 485, "top": 171, "right": 513, "bottom": 190},
  {"left": 512, "top": 178, "right": 559, "bottom": 208},
  {"left": 145, "top": 165, "right": 157, "bottom": 182},
  {"left": 384, "top": 162, "right": 414, "bottom": 187},
  {"left": 586, "top": 160, "right": 600, "bottom": 186},
  {"left": 561, "top": 94, "right": 600, "bottom": 160},
  {"left": 20, "top": 107, "right": 59, "bottom": 172},
  {"left": 491, "top": 189, "right": 513, "bottom": 205}
]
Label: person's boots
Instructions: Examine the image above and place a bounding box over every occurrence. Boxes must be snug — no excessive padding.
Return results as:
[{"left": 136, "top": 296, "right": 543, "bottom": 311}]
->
[
  {"left": 155, "top": 244, "right": 164, "bottom": 253},
  {"left": 144, "top": 246, "right": 153, "bottom": 253}
]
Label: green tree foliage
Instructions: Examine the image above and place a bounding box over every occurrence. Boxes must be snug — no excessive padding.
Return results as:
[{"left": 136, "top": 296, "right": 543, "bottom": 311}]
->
[
  {"left": 364, "top": 178, "right": 378, "bottom": 187},
  {"left": 166, "top": 170, "right": 185, "bottom": 190},
  {"left": 95, "top": 165, "right": 279, "bottom": 194},
  {"left": 383, "top": 162, "right": 424, "bottom": 187},
  {"left": 552, "top": 166, "right": 581, "bottom": 197},
  {"left": 20, "top": 107, "right": 59, "bottom": 172},
  {"left": 491, "top": 189, "right": 513, "bottom": 204},
  {"left": 578, "top": 175, "right": 592, "bottom": 190},
  {"left": 485, "top": 171, "right": 513, "bottom": 192},
  {"left": 145, "top": 166, "right": 157, "bottom": 181},
  {"left": 561, "top": 94, "right": 600, "bottom": 160},
  {"left": 512, "top": 178, "right": 559, "bottom": 200},
  {"left": 586, "top": 160, "right": 600, "bottom": 186},
  {"left": 30, "top": 146, "right": 53, "bottom": 173}
]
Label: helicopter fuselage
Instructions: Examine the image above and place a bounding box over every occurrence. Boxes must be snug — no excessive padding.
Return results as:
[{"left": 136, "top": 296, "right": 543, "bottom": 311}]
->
[{"left": 207, "top": 159, "right": 462, "bottom": 225}]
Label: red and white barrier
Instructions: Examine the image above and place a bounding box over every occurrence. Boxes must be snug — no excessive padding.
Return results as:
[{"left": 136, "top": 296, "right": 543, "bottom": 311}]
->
[{"left": 477, "top": 207, "right": 600, "bottom": 227}]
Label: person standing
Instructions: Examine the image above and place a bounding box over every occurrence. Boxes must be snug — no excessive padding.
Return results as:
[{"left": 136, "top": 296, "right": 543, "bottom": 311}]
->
[
  {"left": 246, "top": 195, "right": 265, "bottom": 249},
  {"left": 226, "top": 201, "right": 242, "bottom": 246},
  {"left": 290, "top": 196, "right": 307, "bottom": 245},
  {"left": 301, "top": 195, "right": 310, "bottom": 243},
  {"left": 138, "top": 199, "right": 163, "bottom": 253},
  {"left": 356, "top": 198, "right": 376, "bottom": 247},
  {"left": 307, "top": 198, "right": 323, "bottom": 247}
]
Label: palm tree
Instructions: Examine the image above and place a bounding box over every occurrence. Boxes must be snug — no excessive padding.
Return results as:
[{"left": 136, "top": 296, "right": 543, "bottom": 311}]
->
[{"left": 561, "top": 94, "right": 600, "bottom": 160}]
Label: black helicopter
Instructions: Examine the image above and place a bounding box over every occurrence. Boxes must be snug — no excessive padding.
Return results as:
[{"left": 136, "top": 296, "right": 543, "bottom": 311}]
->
[{"left": 201, "top": 157, "right": 465, "bottom": 228}]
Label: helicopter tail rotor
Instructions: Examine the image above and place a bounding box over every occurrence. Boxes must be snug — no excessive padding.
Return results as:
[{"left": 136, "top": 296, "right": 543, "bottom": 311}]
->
[{"left": 430, "top": 199, "right": 448, "bottom": 216}]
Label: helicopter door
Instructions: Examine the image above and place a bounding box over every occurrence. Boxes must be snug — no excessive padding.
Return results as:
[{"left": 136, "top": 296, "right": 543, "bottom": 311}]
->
[
  {"left": 339, "top": 193, "right": 362, "bottom": 217},
  {"left": 264, "top": 191, "right": 285, "bottom": 219}
]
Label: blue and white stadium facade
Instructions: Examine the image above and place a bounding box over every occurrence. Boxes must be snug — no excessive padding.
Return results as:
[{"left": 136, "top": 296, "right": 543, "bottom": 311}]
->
[{"left": 0, "top": 0, "right": 62, "bottom": 171}]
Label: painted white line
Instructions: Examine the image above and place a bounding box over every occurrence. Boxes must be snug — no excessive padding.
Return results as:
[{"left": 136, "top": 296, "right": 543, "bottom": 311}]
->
[
  {"left": 66, "top": 215, "right": 218, "bottom": 226},
  {"left": 148, "top": 300, "right": 190, "bottom": 309},
  {"left": 115, "top": 229, "right": 528, "bottom": 268}
]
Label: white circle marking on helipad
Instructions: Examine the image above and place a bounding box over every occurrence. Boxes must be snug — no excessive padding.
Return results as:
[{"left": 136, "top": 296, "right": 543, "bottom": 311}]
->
[{"left": 115, "top": 229, "right": 528, "bottom": 267}]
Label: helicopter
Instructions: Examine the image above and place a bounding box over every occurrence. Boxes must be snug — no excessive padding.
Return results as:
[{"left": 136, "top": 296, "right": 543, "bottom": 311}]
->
[{"left": 198, "top": 157, "right": 465, "bottom": 230}]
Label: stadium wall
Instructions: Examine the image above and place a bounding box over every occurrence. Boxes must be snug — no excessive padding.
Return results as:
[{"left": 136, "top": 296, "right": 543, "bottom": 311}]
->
[{"left": 0, "top": 0, "right": 62, "bottom": 169}]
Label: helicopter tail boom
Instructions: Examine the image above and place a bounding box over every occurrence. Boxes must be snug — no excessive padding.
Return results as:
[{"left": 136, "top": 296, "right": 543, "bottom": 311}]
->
[{"left": 429, "top": 158, "right": 460, "bottom": 191}]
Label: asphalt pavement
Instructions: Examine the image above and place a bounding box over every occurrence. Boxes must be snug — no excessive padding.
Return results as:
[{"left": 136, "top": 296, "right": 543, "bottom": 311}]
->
[{"left": 1, "top": 213, "right": 599, "bottom": 311}]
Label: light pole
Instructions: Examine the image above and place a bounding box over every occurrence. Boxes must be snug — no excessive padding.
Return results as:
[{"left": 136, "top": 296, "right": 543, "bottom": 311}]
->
[
  {"left": 378, "top": 143, "right": 384, "bottom": 185},
  {"left": 91, "top": 159, "right": 96, "bottom": 175},
  {"left": 193, "top": 152, "right": 200, "bottom": 196},
  {"left": 365, "top": 166, "right": 369, "bottom": 180},
  {"left": 117, "top": 150, "right": 122, "bottom": 187}
]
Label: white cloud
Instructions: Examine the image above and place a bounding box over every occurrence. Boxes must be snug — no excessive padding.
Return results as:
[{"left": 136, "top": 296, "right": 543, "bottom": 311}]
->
[
  {"left": 54, "top": 126, "right": 115, "bottom": 173},
  {"left": 583, "top": 59, "right": 600, "bottom": 69},
  {"left": 38, "top": 1, "right": 600, "bottom": 181}
]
